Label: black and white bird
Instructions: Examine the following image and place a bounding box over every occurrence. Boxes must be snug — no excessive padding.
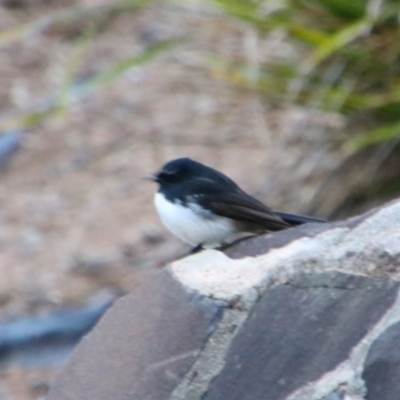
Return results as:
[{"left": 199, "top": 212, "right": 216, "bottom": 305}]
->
[{"left": 148, "top": 157, "right": 325, "bottom": 250}]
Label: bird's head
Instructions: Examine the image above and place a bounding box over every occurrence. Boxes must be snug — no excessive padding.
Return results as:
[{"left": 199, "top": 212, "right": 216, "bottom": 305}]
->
[
  {"left": 147, "top": 157, "right": 240, "bottom": 190},
  {"left": 147, "top": 158, "right": 199, "bottom": 186}
]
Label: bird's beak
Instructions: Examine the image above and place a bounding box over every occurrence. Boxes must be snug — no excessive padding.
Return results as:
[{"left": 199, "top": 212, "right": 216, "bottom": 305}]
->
[{"left": 143, "top": 174, "right": 157, "bottom": 182}]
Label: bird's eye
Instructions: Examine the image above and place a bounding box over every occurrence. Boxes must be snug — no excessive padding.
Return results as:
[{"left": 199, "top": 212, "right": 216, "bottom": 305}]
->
[
  {"left": 163, "top": 166, "right": 179, "bottom": 176},
  {"left": 158, "top": 171, "right": 168, "bottom": 180},
  {"left": 158, "top": 170, "right": 176, "bottom": 182},
  {"left": 156, "top": 166, "right": 184, "bottom": 183}
]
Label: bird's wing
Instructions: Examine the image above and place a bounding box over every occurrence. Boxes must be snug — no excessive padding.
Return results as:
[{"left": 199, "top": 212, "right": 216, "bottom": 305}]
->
[
  {"left": 187, "top": 180, "right": 291, "bottom": 231},
  {"left": 274, "top": 211, "right": 326, "bottom": 226}
]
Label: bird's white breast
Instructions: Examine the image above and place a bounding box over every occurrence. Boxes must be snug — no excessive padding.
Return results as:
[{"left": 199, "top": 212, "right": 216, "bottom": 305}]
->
[{"left": 154, "top": 192, "right": 249, "bottom": 248}]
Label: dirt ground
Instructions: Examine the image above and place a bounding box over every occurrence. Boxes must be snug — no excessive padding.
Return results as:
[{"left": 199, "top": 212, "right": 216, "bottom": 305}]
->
[{"left": 0, "top": 1, "right": 346, "bottom": 398}]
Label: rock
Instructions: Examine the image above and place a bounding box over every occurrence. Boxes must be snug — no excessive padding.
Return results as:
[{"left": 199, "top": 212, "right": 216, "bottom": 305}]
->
[
  {"left": 0, "top": 130, "right": 23, "bottom": 169},
  {"left": 322, "top": 390, "right": 346, "bottom": 400},
  {"left": 47, "top": 200, "right": 400, "bottom": 400},
  {"left": 47, "top": 270, "right": 225, "bottom": 400},
  {"left": 0, "top": 292, "right": 114, "bottom": 367},
  {"left": 363, "top": 321, "right": 400, "bottom": 400},
  {"left": 203, "top": 272, "right": 398, "bottom": 400}
]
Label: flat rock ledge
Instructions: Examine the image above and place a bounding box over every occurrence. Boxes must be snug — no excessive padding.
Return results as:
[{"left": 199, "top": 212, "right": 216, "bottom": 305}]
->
[{"left": 47, "top": 200, "right": 400, "bottom": 400}]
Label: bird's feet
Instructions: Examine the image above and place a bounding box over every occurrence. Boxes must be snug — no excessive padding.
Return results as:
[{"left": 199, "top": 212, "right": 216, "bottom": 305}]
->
[{"left": 189, "top": 244, "right": 203, "bottom": 254}]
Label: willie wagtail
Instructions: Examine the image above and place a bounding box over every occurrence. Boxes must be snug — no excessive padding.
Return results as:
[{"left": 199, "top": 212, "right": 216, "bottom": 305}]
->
[{"left": 148, "top": 157, "right": 325, "bottom": 250}]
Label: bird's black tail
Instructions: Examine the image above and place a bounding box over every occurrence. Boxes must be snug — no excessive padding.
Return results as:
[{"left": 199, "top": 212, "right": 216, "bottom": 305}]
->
[{"left": 274, "top": 211, "right": 326, "bottom": 226}]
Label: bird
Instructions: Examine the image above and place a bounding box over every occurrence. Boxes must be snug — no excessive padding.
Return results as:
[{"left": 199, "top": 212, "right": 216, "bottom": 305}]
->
[{"left": 147, "top": 157, "right": 325, "bottom": 251}]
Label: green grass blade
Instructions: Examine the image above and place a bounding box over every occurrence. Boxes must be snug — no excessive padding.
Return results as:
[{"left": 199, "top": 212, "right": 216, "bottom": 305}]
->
[
  {"left": 83, "top": 40, "right": 178, "bottom": 90},
  {"left": 350, "top": 122, "right": 400, "bottom": 149}
]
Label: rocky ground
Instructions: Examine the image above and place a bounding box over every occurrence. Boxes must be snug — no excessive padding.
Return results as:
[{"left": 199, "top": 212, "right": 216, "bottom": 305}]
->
[{"left": 0, "top": 0, "right": 346, "bottom": 398}]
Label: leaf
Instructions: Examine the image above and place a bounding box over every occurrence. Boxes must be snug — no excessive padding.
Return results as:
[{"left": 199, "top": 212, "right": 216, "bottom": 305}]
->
[{"left": 350, "top": 122, "right": 400, "bottom": 149}]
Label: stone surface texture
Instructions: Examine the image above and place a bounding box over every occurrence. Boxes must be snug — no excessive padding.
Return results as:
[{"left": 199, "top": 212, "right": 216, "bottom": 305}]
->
[{"left": 47, "top": 200, "right": 400, "bottom": 400}]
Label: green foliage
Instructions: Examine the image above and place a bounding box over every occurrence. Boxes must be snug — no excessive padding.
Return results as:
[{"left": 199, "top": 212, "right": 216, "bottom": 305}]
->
[{"left": 208, "top": 0, "right": 400, "bottom": 149}]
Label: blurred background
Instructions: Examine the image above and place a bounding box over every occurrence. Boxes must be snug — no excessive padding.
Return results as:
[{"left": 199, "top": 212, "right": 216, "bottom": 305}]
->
[{"left": 1, "top": 0, "right": 400, "bottom": 398}]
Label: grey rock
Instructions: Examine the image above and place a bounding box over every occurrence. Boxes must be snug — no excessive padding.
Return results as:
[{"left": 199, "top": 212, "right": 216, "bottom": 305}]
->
[
  {"left": 322, "top": 390, "right": 346, "bottom": 400},
  {"left": 47, "top": 200, "right": 400, "bottom": 400},
  {"left": 363, "top": 321, "right": 400, "bottom": 400},
  {"left": 0, "top": 130, "right": 23, "bottom": 169},
  {"left": 203, "top": 272, "right": 399, "bottom": 400},
  {"left": 47, "top": 269, "right": 225, "bottom": 400},
  {"left": 0, "top": 292, "right": 114, "bottom": 367}
]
